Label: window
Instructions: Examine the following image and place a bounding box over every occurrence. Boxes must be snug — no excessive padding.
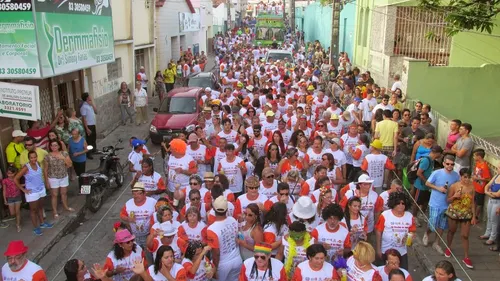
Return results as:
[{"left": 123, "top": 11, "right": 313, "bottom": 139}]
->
[
  {"left": 107, "top": 58, "right": 122, "bottom": 81},
  {"left": 159, "top": 97, "right": 197, "bottom": 114}
]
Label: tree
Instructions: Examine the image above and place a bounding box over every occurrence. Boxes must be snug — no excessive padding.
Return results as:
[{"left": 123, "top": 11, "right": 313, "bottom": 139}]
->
[{"left": 419, "top": 0, "right": 500, "bottom": 35}]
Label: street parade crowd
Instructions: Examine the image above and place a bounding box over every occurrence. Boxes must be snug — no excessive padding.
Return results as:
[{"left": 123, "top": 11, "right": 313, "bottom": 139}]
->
[{"left": 3, "top": 24, "right": 500, "bottom": 281}]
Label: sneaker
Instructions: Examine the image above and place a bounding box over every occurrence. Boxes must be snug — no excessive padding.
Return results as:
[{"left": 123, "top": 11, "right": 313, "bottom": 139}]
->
[
  {"left": 444, "top": 248, "right": 452, "bottom": 258},
  {"left": 462, "top": 257, "right": 474, "bottom": 269},
  {"left": 432, "top": 242, "right": 444, "bottom": 255},
  {"left": 0, "top": 222, "right": 8, "bottom": 228},
  {"left": 33, "top": 228, "right": 42, "bottom": 236},
  {"left": 40, "top": 222, "right": 54, "bottom": 229},
  {"left": 423, "top": 232, "right": 429, "bottom": 246}
]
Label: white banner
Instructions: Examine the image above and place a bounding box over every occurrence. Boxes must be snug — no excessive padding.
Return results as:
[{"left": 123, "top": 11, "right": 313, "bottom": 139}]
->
[
  {"left": 179, "top": 9, "right": 201, "bottom": 32},
  {"left": 0, "top": 82, "right": 40, "bottom": 121}
]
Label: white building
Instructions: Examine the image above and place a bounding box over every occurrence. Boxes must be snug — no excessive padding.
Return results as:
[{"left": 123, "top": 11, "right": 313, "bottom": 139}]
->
[{"left": 156, "top": 0, "right": 214, "bottom": 71}]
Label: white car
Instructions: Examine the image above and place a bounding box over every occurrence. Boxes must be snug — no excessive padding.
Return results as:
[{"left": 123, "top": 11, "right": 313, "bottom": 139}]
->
[{"left": 265, "top": 50, "right": 294, "bottom": 64}]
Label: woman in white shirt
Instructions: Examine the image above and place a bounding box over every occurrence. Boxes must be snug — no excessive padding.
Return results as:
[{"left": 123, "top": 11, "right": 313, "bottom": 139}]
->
[{"left": 133, "top": 81, "right": 148, "bottom": 126}]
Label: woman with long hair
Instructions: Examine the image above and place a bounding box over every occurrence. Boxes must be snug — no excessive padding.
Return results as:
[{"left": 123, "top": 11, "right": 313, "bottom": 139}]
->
[
  {"left": 314, "top": 187, "right": 335, "bottom": 225},
  {"left": 44, "top": 139, "right": 73, "bottom": 219},
  {"left": 48, "top": 129, "right": 67, "bottom": 151},
  {"left": 276, "top": 221, "right": 316, "bottom": 279},
  {"left": 146, "top": 245, "right": 187, "bottom": 281},
  {"left": 372, "top": 108, "right": 384, "bottom": 135},
  {"left": 278, "top": 148, "right": 305, "bottom": 180},
  {"left": 288, "top": 130, "right": 305, "bottom": 149},
  {"left": 411, "top": 133, "right": 435, "bottom": 162},
  {"left": 15, "top": 151, "right": 53, "bottom": 236},
  {"left": 445, "top": 168, "right": 476, "bottom": 268},
  {"left": 321, "top": 153, "right": 344, "bottom": 188},
  {"left": 117, "top": 81, "right": 134, "bottom": 125},
  {"left": 237, "top": 203, "right": 264, "bottom": 260},
  {"left": 266, "top": 130, "right": 286, "bottom": 156},
  {"left": 263, "top": 202, "right": 289, "bottom": 256},
  {"left": 181, "top": 241, "right": 214, "bottom": 280},
  {"left": 154, "top": 71, "right": 166, "bottom": 101},
  {"left": 53, "top": 113, "right": 70, "bottom": 145},
  {"left": 214, "top": 174, "right": 235, "bottom": 202},
  {"left": 341, "top": 197, "right": 368, "bottom": 249},
  {"left": 104, "top": 229, "right": 146, "bottom": 281},
  {"left": 265, "top": 143, "right": 282, "bottom": 174},
  {"left": 422, "top": 260, "right": 461, "bottom": 281}
]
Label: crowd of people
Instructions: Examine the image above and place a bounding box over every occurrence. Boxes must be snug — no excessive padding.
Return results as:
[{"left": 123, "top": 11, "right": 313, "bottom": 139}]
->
[{"left": 2, "top": 24, "right": 500, "bottom": 281}]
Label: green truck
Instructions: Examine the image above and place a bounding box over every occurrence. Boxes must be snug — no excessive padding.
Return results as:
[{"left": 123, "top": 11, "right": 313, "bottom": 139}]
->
[{"left": 254, "top": 14, "right": 285, "bottom": 46}]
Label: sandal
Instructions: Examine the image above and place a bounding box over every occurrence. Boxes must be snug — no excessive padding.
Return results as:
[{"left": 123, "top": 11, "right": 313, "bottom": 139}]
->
[
  {"left": 66, "top": 207, "right": 75, "bottom": 212},
  {"left": 479, "top": 235, "right": 489, "bottom": 240},
  {"left": 489, "top": 246, "right": 499, "bottom": 251},
  {"left": 54, "top": 213, "right": 60, "bottom": 219},
  {"left": 16, "top": 225, "right": 21, "bottom": 233},
  {"left": 484, "top": 240, "right": 495, "bottom": 245}
]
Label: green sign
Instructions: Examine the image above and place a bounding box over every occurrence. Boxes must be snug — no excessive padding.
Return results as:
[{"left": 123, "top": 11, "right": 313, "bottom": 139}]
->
[
  {"left": 0, "top": 0, "right": 41, "bottom": 78},
  {"left": 33, "top": 0, "right": 115, "bottom": 77}
]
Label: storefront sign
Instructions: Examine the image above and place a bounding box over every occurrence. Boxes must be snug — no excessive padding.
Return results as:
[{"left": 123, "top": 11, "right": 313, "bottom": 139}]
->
[
  {"left": 33, "top": 0, "right": 115, "bottom": 77},
  {"left": 0, "top": 0, "right": 41, "bottom": 78},
  {"left": 179, "top": 9, "right": 201, "bottom": 32},
  {"left": 0, "top": 82, "right": 40, "bottom": 121}
]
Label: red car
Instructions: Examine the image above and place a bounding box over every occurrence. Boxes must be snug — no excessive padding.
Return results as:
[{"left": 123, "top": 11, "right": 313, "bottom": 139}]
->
[{"left": 149, "top": 87, "right": 202, "bottom": 144}]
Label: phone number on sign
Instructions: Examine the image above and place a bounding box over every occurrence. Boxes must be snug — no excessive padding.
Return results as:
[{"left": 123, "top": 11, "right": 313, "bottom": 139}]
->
[
  {"left": 96, "top": 54, "right": 114, "bottom": 63},
  {"left": 0, "top": 68, "right": 36, "bottom": 75},
  {"left": 0, "top": 3, "right": 31, "bottom": 11}
]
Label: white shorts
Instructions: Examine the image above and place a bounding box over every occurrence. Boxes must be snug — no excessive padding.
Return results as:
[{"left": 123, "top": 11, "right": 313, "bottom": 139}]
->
[
  {"left": 25, "top": 189, "right": 47, "bottom": 203},
  {"left": 48, "top": 176, "right": 69, "bottom": 188}
]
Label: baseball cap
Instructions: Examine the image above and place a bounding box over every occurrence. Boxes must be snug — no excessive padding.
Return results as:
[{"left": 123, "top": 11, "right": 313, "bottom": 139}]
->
[
  {"left": 265, "top": 111, "right": 275, "bottom": 117},
  {"left": 12, "top": 130, "right": 27, "bottom": 138},
  {"left": 205, "top": 87, "right": 212, "bottom": 92},
  {"left": 329, "top": 138, "right": 341, "bottom": 145},
  {"left": 357, "top": 174, "right": 374, "bottom": 184},
  {"left": 213, "top": 196, "right": 228, "bottom": 212},
  {"left": 330, "top": 114, "right": 340, "bottom": 120},
  {"left": 131, "top": 139, "right": 146, "bottom": 147},
  {"left": 188, "top": 134, "right": 198, "bottom": 143},
  {"left": 354, "top": 97, "right": 362, "bottom": 102},
  {"left": 370, "top": 139, "right": 383, "bottom": 150}
]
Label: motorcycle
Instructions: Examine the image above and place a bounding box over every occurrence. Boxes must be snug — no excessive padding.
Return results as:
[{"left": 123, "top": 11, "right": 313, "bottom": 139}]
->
[{"left": 79, "top": 139, "right": 125, "bottom": 212}]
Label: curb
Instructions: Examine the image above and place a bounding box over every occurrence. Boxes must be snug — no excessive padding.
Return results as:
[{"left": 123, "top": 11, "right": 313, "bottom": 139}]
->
[
  {"left": 30, "top": 122, "right": 151, "bottom": 264},
  {"left": 411, "top": 235, "right": 436, "bottom": 276}
]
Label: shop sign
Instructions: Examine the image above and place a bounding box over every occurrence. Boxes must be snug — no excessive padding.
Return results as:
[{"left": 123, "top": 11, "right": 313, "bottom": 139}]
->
[
  {"left": 0, "top": 82, "right": 40, "bottom": 121},
  {"left": 0, "top": 0, "right": 41, "bottom": 78},
  {"left": 179, "top": 9, "right": 201, "bottom": 32},
  {"left": 33, "top": 0, "right": 115, "bottom": 77}
]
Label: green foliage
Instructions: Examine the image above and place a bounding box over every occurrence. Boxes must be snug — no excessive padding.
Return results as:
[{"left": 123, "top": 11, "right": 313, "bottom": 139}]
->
[{"left": 419, "top": 0, "right": 500, "bottom": 35}]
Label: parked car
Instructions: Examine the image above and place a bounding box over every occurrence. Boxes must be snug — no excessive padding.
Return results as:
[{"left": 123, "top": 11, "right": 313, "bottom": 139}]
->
[
  {"left": 187, "top": 72, "right": 220, "bottom": 90},
  {"left": 265, "top": 50, "right": 294, "bottom": 64},
  {"left": 149, "top": 87, "right": 202, "bottom": 144}
]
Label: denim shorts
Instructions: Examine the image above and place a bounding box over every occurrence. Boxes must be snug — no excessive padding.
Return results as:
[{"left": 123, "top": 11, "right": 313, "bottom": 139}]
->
[
  {"left": 6, "top": 196, "right": 22, "bottom": 204},
  {"left": 428, "top": 206, "right": 448, "bottom": 231}
]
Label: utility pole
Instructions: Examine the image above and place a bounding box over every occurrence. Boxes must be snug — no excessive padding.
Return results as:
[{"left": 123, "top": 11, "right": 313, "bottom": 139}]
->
[
  {"left": 227, "top": 0, "right": 232, "bottom": 32},
  {"left": 330, "top": 0, "right": 341, "bottom": 65},
  {"left": 291, "top": 0, "right": 295, "bottom": 35}
]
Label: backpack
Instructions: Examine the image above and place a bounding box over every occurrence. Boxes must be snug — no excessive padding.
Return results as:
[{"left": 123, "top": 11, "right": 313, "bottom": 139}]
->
[{"left": 406, "top": 156, "right": 431, "bottom": 184}]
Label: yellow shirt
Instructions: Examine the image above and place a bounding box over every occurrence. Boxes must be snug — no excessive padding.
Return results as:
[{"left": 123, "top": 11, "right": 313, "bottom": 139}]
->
[
  {"left": 20, "top": 148, "right": 48, "bottom": 167},
  {"left": 5, "top": 142, "right": 25, "bottom": 169},
  {"left": 375, "top": 119, "right": 399, "bottom": 147},
  {"left": 163, "top": 67, "right": 176, "bottom": 84}
]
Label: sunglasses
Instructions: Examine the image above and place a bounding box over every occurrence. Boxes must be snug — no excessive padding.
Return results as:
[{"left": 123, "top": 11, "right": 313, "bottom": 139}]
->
[
  {"left": 398, "top": 201, "right": 406, "bottom": 205},
  {"left": 318, "top": 125, "right": 324, "bottom": 128},
  {"left": 254, "top": 255, "right": 267, "bottom": 260},
  {"left": 279, "top": 192, "right": 289, "bottom": 196},
  {"left": 124, "top": 240, "right": 135, "bottom": 244},
  {"left": 444, "top": 162, "right": 455, "bottom": 166},
  {"left": 190, "top": 197, "right": 201, "bottom": 201},
  {"left": 190, "top": 182, "right": 199, "bottom": 186},
  {"left": 266, "top": 175, "right": 275, "bottom": 179},
  {"left": 247, "top": 186, "right": 258, "bottom": 190},
  {"left": 25, "top": 143, "right": 33, "bottom": 147}
]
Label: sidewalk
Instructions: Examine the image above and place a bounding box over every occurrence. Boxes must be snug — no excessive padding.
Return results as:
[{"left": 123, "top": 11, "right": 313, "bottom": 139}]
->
[
  {"left": 412, "top": 215, "right": 500, "bottom": 280},
  {"left": 0, "top": 98, "right": 159, "bottom": 263}
]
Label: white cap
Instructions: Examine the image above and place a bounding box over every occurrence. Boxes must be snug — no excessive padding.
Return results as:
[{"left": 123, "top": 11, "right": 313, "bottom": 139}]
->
[
  {"left": 12, "top": 130, "right": 27, "bottom": 138},
  {"left": 205, "top": 87, "right": 211, "bottom": 92}
]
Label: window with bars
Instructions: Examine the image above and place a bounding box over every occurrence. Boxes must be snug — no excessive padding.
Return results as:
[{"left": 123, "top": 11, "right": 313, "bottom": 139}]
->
[{"left": 107, "top": 58, "right": 122, "bottom": 81}]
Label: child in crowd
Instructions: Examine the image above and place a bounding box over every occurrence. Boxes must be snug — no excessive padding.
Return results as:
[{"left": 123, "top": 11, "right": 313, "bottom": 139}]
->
[
  {"left": 472, "top": 148, "right": 491, "bottom": 220},
  {"left": 2, "top": 166, "right": 22, "bottom": 231}
]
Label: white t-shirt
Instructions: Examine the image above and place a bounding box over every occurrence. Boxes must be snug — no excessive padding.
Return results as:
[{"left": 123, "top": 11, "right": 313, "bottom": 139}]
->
[
  {"left": 391, "top": 80, "right": 403, "bottom": 92},
  {"left": 207, "top": 217, "right": 242, "bottom": 264}
]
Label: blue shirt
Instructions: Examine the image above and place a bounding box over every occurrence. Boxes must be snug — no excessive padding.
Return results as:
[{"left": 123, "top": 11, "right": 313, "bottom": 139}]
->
[
  {"left": 68, "top": 136, "right": 86, "bottom": 163},
  {"left": 80, "top": 102, "right": 96, "bottom": 125},
  {"left": 414, "top": 157, "right": 433, "bottom": 190},
  {"left": 427, "top": 169, "right": 460, "bottom": 209}
]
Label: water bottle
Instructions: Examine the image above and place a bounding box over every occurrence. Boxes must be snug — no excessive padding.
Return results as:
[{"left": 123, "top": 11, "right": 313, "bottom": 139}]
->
[
  {"left": 444, "top": 181, "right": 449, "bottom": 190},
  {"left": 238, "top": 231, "right": 244, "bottom": 240}
]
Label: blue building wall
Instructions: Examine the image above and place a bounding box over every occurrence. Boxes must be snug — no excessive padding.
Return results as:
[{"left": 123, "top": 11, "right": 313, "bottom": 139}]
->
[{"left": 302, "top": 1, "right": 356, "bottom": 56}]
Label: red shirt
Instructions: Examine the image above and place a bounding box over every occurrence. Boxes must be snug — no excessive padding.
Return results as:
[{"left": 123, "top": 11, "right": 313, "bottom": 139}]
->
[{"left": 2, "top": 178, "right": 21, "bottom": 198}]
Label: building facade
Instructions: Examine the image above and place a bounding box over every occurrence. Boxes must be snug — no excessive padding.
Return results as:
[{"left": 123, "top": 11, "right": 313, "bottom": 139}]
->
[{"left": 156, "top": 0, "right": 214, "bottom": 71}]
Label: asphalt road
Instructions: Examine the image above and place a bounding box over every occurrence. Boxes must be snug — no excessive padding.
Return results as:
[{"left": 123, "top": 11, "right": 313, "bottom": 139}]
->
[{"left": 38, "top": 142, "right": 427, "bottom": 281}]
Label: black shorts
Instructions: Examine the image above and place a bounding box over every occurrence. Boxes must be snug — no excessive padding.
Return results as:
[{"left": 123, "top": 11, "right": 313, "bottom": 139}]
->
[
  {"left": 415, "top": 189, "right": 431, "bottom": 206},
  {"left": 474, "top": 193, "right": 485, "bottom": 206}
]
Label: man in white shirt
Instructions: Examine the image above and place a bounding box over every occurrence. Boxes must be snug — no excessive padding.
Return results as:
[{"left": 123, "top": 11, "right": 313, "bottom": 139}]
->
[
  {"left": 137, "top": 66, "right": 148, "bottom": 92},
  {"left": 391, "top": 74, "right": 402, "bottom": 93}
]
